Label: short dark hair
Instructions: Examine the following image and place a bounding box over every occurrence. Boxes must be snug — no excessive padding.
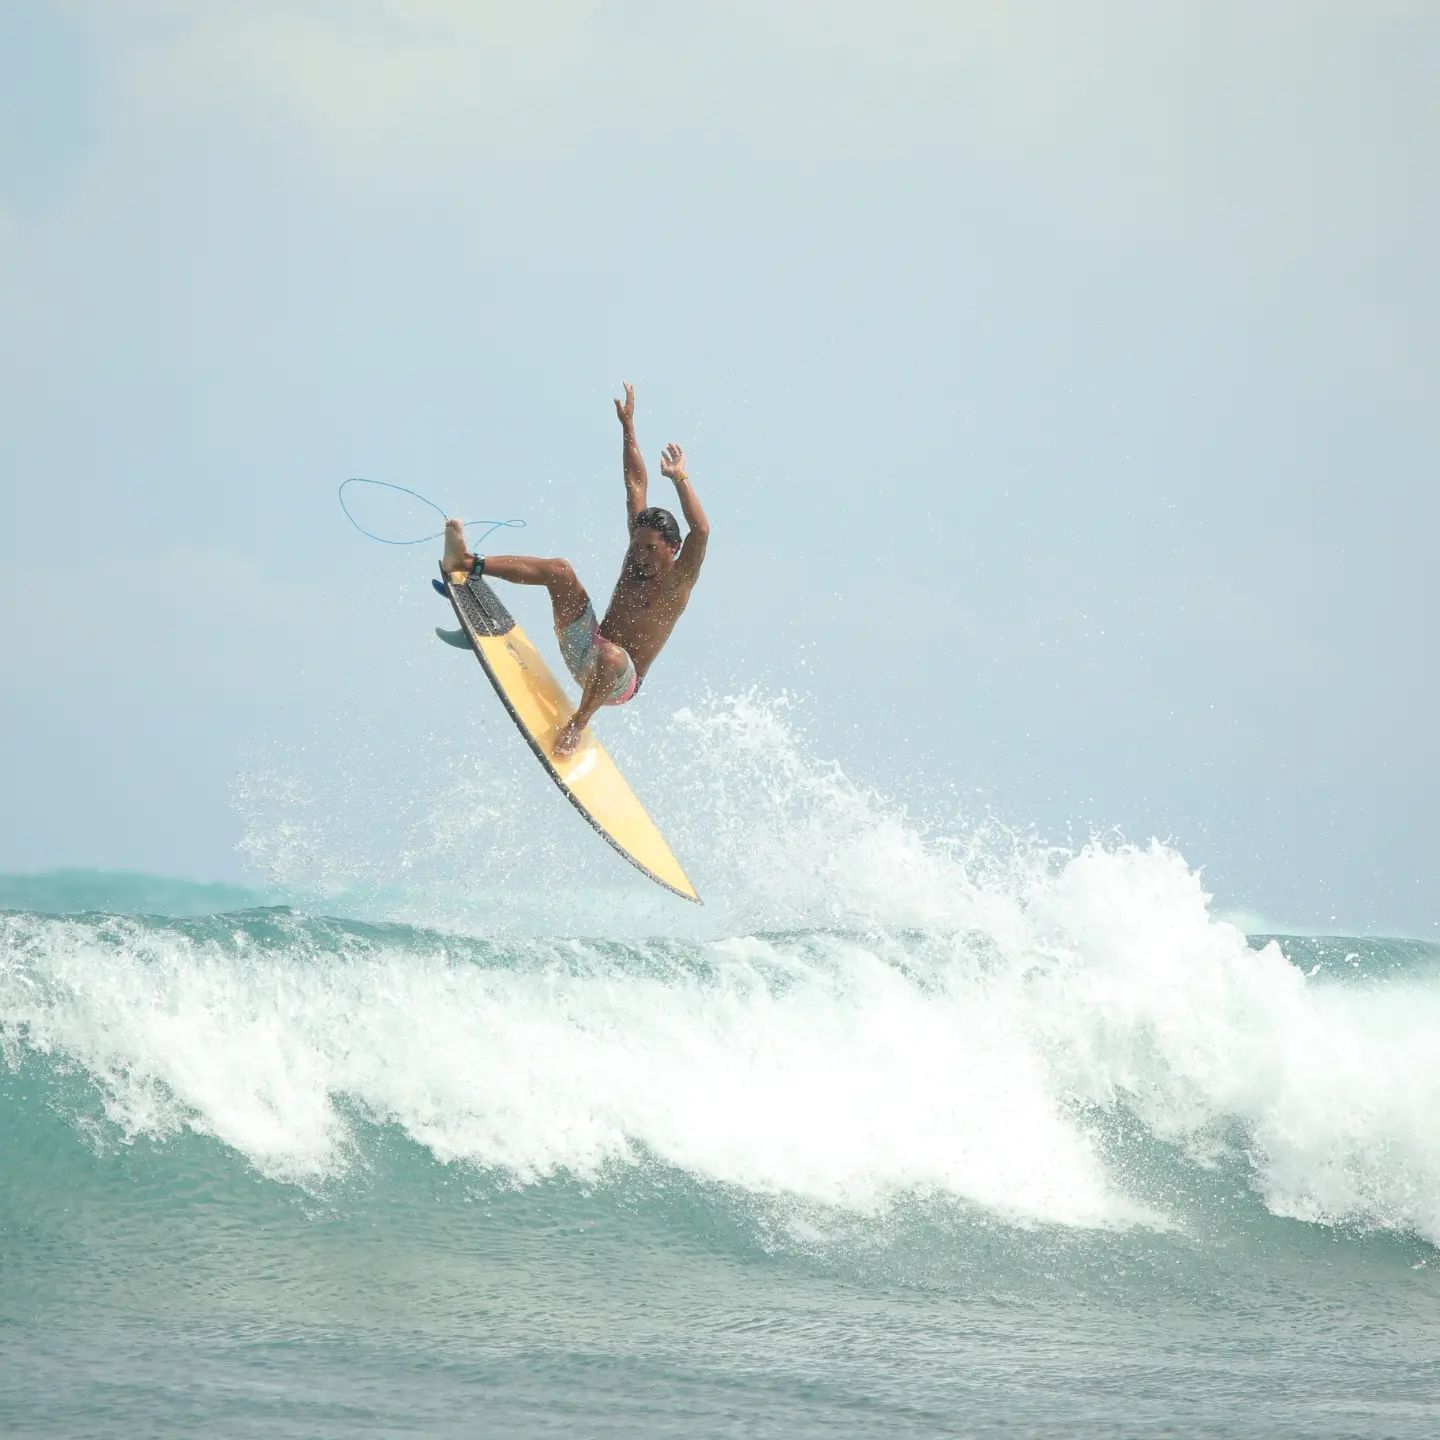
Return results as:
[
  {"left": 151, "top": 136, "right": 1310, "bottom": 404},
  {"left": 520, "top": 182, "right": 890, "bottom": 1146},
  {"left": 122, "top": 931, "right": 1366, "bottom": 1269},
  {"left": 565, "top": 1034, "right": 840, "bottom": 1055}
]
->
[{"left": 632, "top": 506, "right": 681, "bottom": 548}]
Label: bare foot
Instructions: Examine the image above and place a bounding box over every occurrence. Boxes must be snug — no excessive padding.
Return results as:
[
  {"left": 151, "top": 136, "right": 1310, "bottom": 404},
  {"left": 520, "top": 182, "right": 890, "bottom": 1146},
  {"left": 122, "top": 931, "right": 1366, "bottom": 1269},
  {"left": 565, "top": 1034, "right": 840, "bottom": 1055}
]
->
[
  {"left": 441, "top": 518, "right": 468, "bottom": 573},
  {"left": 554, "top": 717, "right": 587, "bottom": 758}
]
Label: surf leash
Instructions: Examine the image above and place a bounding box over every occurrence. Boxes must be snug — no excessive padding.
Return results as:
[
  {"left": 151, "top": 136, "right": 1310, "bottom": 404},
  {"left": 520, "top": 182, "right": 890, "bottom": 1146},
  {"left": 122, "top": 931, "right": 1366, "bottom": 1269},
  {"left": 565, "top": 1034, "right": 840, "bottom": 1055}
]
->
[{"left": 338, "top": 477, "right": 525, "bottom": 550}]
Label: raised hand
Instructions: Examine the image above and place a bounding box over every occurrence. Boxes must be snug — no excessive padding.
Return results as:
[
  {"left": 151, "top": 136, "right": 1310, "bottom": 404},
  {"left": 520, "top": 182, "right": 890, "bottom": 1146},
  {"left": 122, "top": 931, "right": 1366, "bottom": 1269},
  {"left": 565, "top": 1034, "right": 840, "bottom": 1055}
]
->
[
  {"left": 660, "top": 442, "right": 687, "bottom": 482},
  {"left": 614, "top": 382, "right": 635, "bottom": 429}
]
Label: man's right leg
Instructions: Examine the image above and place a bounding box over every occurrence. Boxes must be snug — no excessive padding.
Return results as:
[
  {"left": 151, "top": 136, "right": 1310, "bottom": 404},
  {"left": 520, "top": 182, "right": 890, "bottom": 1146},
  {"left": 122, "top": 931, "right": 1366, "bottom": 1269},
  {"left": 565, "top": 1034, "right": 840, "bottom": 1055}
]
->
[
  {"left": 443, "top": 522, "right": 587, "bottom": 626},
  {"left": 478, "top": 555, "right": 591, "bottom": 630}
]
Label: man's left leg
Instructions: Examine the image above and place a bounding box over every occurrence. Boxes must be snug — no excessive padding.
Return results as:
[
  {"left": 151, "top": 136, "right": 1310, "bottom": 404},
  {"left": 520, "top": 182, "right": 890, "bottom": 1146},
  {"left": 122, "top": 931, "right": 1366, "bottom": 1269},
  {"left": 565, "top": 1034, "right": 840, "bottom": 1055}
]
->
[{"left": 554, "top": 637, "right": 630, "bottom": 758}]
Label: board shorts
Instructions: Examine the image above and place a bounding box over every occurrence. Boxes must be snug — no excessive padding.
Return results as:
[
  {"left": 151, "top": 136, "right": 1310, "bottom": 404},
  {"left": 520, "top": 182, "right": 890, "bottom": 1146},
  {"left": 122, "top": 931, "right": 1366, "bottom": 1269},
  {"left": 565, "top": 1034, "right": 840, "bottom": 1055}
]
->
[{"left": 556, "top": 603, "right": 640, "bottom": 706}]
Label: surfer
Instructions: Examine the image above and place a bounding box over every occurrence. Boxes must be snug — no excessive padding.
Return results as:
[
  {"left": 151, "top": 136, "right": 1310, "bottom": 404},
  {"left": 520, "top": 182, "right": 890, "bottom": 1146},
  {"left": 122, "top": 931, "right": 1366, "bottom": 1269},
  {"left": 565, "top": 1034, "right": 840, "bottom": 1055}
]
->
[{"left": 442, "top": 383, "right": 710, "bottom": 757}]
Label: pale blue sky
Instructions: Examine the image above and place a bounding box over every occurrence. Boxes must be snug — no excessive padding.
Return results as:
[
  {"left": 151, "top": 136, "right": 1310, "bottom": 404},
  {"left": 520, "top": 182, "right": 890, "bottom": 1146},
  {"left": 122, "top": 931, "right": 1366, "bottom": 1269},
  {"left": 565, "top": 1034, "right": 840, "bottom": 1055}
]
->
[{"left": 1, "top": 0, "right": 1436, "bottom": 931}]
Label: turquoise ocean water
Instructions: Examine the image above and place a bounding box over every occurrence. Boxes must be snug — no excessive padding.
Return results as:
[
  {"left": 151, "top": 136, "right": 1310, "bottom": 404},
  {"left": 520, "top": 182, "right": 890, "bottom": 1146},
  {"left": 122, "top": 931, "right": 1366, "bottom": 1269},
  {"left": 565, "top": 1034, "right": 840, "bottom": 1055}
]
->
[{"left": 4, "top": 706, "right": 1439, "bottom": 1436}]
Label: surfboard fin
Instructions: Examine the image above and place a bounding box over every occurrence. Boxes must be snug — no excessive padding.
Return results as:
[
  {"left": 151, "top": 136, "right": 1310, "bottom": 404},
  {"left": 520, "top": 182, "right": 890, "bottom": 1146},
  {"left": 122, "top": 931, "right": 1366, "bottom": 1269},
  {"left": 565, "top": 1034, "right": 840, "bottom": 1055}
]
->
[
  {"left": 431, "top": 578, "right": 449, "bottom": 597},
  {"left": 434, "top": 626, "right": 471, "bottom": 650}
]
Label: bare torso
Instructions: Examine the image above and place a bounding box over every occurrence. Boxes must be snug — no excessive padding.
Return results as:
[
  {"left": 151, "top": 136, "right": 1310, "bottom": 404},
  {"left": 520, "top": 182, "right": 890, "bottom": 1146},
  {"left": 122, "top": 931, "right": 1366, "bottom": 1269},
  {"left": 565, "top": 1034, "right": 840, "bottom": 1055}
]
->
[{"left": 599, "top": 569, "right": 694, "bottom": 679}]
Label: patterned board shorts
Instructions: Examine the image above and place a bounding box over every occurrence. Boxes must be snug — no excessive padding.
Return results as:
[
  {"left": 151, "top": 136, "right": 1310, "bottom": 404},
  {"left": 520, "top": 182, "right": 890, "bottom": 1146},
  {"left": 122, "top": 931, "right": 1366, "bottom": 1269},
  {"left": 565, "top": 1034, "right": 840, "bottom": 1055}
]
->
[{"left": 556, "top": 603, "right": 640, "bottom": 706}]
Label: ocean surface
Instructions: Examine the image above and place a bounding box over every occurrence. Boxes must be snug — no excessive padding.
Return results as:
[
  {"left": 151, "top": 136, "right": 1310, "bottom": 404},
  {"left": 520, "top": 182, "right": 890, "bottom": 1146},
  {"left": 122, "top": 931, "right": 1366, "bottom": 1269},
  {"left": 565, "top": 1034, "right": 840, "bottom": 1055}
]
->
[{"left": 3, "top": 709, "right": 1438, "bottom": 1437}]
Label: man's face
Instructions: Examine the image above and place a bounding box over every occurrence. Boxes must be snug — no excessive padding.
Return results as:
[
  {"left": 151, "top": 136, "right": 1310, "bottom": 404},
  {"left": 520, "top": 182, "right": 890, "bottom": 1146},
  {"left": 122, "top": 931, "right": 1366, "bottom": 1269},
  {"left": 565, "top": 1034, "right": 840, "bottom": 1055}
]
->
[{"left": 626, "top": 525, "right": 677, "bottom": 580}]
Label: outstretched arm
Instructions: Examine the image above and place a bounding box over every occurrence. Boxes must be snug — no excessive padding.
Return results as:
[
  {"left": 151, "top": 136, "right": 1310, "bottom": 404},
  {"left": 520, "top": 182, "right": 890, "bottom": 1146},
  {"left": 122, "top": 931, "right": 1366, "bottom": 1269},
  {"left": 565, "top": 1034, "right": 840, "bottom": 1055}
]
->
[
  {"left": 615, "top": 382, "right": 649, "bottom": 530},
  {"left": 661, "top": 443, "right": 710, "bottom": 583}
]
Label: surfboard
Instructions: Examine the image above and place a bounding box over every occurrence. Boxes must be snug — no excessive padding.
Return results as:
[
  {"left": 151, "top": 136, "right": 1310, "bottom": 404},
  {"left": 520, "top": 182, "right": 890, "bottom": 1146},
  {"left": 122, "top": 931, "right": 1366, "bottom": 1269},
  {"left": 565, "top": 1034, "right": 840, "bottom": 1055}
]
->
[{"left": 436, "top": 564, "right": 701, "bottom": 903}]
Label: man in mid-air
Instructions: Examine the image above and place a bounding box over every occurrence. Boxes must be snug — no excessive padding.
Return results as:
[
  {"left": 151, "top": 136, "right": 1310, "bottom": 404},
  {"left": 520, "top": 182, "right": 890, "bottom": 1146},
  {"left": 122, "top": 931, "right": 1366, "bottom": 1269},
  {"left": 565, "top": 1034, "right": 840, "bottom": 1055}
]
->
[{"left": 442, "top": 383, "right": 710, "bottom": 757}]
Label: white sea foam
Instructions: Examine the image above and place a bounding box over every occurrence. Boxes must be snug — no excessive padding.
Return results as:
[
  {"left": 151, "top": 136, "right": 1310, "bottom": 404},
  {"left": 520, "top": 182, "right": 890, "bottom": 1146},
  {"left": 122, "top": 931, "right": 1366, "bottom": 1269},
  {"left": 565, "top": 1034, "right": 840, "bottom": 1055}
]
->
[{"left": 8, "top": 695, "right": 1440, "bottom": 1241}]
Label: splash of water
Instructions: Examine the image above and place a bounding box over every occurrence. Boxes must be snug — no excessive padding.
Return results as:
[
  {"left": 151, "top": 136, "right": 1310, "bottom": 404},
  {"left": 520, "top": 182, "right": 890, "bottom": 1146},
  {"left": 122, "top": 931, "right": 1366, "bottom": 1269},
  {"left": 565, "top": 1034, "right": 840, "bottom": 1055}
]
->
[{"left": 5, "top": 695, "right": 1438, "bottom": 1244}]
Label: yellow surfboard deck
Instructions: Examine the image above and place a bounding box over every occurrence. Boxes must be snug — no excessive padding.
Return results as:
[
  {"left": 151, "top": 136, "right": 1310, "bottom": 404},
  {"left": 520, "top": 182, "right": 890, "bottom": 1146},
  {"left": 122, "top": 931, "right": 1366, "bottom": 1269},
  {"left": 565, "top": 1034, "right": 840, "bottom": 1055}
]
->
[{"left": 440, "top": 566, "right": 700, "bottom": 903}]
